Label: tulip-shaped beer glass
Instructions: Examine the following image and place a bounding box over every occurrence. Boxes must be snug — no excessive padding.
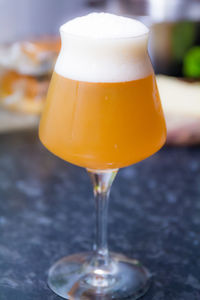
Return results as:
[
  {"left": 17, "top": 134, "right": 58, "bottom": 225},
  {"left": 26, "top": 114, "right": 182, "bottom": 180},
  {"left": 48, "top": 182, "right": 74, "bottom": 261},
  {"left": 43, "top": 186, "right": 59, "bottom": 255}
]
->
[{"left": 39, "top": 13, "right": 166, "bottom": 300}]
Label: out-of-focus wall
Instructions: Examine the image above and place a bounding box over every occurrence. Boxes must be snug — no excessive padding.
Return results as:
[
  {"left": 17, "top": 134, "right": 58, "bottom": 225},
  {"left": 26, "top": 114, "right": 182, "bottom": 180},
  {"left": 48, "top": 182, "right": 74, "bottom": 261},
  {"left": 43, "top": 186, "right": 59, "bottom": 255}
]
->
[{"left": 0, "top": 0, "right": 95, "bottom": 42}]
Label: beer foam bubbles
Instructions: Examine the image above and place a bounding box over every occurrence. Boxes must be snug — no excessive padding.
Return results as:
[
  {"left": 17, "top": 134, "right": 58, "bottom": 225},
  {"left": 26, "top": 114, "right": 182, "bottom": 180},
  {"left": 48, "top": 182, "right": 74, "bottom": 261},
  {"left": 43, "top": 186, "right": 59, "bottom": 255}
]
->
[
  {"left": 55, "top": 13, "right": 152, "bottom": 82},
  {"left": 60, "top": 13, "right": 148, "bottom": 39}
]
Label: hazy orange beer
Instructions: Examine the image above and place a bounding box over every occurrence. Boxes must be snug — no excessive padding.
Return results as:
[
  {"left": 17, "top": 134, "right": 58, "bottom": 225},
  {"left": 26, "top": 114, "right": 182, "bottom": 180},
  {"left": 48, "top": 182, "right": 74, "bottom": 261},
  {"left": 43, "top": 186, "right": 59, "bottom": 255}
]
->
[
  {"left": 39, "top": 13, "right": 167, "bottom": 300},
  {"left": 39, "top": 16, "right": 166, "bottom": 171},
  {"left": 40, "top": 72, "right": 166, "bottom": 169}
]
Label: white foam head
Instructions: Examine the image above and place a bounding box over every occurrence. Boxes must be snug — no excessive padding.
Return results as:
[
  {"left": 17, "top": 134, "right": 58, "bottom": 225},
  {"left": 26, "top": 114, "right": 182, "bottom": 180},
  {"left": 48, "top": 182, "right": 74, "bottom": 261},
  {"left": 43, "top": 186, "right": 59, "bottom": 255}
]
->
[
  {"left": 55, "top": 13, "right": 152, "bottom": 82},
  {"left": 60, "top": 13, "right": 148, "bottom": 39}
]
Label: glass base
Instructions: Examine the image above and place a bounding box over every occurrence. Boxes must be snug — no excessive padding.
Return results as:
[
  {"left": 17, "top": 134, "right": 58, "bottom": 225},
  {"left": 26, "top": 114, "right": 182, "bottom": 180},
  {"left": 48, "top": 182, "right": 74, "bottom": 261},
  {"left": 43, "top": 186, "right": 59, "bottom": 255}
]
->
[{"left": 48, "top": 252, "right": 151, "bottom": 300}]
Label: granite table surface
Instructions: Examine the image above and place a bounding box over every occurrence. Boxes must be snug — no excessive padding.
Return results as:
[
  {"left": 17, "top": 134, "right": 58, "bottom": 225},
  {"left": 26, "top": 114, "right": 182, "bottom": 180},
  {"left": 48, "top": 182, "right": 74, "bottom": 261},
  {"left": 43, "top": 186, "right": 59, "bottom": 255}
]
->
[{"left": 0, "top": 130, "right": 200, "bottom": 300}]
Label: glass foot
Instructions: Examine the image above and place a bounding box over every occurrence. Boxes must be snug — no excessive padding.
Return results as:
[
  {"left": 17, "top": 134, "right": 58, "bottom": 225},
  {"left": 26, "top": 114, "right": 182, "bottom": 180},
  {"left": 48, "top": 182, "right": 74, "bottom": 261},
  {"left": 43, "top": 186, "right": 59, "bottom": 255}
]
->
[{"left": 48, "top": 252, "right": 151, "bottom": 299}]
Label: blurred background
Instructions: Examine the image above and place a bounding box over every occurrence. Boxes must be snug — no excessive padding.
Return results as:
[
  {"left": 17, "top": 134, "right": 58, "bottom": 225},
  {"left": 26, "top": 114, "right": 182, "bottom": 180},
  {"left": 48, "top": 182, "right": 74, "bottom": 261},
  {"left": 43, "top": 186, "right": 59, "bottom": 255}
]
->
[{"left": 0, "top": 0, "right": 200, "bottom": 145}]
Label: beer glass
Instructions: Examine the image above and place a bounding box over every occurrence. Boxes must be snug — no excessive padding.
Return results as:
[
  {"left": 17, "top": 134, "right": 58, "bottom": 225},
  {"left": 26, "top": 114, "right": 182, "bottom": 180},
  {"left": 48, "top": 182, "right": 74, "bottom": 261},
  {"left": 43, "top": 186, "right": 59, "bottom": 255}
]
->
[{"left": 39, "top": 13, "right": 166, "bottom": 300}]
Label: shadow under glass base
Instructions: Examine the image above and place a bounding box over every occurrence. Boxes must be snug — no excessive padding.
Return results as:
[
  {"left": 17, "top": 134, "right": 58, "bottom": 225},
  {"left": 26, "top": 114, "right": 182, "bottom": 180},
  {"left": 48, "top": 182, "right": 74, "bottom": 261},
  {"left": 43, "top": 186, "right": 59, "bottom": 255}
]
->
[{"left": 48, "top": 252, "right": 151, "bottom": 300}]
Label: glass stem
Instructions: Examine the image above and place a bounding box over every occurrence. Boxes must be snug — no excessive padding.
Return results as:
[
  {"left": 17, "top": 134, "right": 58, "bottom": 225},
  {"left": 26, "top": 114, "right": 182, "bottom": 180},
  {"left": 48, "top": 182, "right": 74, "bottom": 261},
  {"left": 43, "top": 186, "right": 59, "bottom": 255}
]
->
[{"left": 87, "top": 169, "right": 118, "bottom": 267}]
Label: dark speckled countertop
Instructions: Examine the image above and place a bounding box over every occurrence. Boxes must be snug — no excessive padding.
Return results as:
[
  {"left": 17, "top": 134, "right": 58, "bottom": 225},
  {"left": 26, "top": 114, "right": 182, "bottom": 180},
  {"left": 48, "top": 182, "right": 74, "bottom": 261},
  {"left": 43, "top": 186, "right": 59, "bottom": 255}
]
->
[{"left": 0, "top": 130, "right": 200, "bottom": 300}]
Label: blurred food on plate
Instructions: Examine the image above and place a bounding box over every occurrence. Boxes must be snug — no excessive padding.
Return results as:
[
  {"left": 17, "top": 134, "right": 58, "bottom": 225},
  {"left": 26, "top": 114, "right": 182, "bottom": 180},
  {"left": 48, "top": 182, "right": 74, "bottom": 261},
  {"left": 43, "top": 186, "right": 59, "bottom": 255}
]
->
[
  {"left": 151, "top": 20, "right": 200, "bottom": 146},
  {"left": 0, "top": 37, "right": 60, "bottom": 114},
  {"left": 157, "top": 75, "right": 200, "bottom": 145}
]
